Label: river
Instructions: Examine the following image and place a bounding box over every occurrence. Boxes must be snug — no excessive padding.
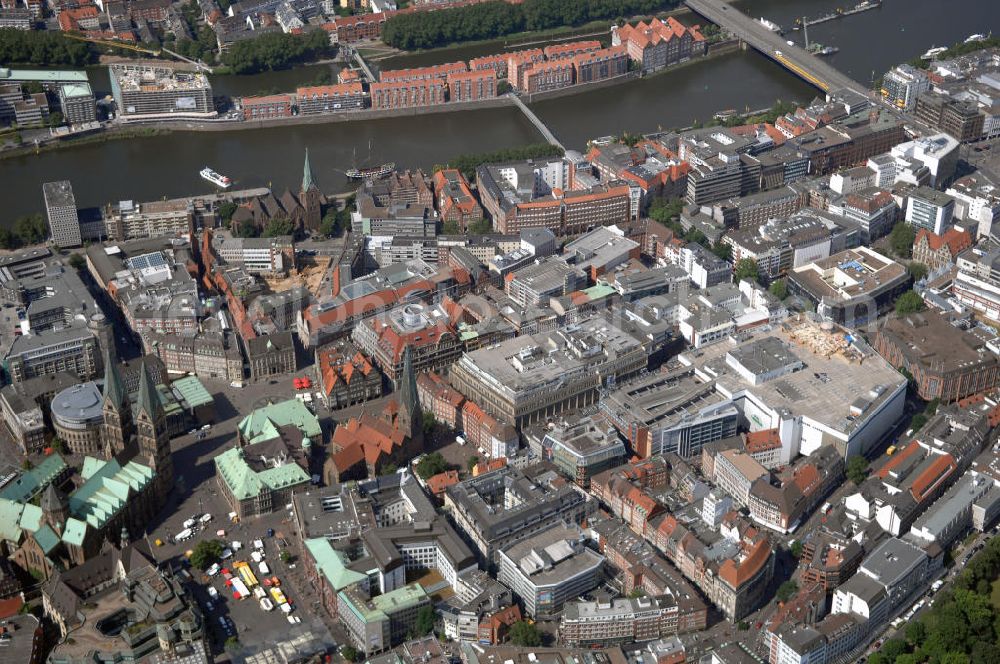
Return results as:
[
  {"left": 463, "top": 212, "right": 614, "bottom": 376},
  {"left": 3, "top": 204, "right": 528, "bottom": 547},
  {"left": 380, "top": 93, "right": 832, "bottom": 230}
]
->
[{"left": 3, "top": 0, "right": 998, "bottom": 221}]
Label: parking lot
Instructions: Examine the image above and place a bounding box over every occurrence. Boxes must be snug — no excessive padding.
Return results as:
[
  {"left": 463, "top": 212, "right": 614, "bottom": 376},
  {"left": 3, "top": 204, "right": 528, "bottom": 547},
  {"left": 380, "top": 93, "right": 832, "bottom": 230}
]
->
[{"left": 144, "top": 372, "right": 343, "bottom": 658}]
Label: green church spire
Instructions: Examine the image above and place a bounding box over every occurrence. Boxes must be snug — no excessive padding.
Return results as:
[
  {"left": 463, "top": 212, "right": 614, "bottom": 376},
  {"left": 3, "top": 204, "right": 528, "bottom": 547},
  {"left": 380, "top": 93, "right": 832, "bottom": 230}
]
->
[{"left": 302, "top": 148, "right": 315, "bottom": 192}]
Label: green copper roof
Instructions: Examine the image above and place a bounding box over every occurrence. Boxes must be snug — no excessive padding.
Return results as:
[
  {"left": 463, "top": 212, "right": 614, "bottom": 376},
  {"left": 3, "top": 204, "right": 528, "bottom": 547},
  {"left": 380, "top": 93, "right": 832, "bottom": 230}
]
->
[
  {"left": 68, "top": 458, "right": 154, "bottom": 533},
  {"left": 0, "top": 69, "right": 89, "bottom": 84},
  {"left": 215, "top": 447, "right": 264, "bottom": 501},
  {"left": 303, "top": 147, "right": 315, "bottom": 192},
  {"left": 397, "top": 346, "right": 419, "bottom": 429},
  {"left": 136, "top": 360, "right": 164, "bottom": 421},
  {"left": 0, "top": 454, "right": 67, "bottom": 503},
  {"left": 171, "top": 376, "right": 214, "bottom": 409},
  {"left": 81, "top": 457, "right": 108, "bottom": 481},
  {"left": 305, "top": 538, "right": 367, "bottom": 591},
  {"left": 215, "top": 447, "right": 308, "bottom": 499},
  {"left": 237, "top": 399, "right": 321, "bottom": 445},
  {"left": 340, "top": 583, "right": 428, "bottom": 624},
  {"left": 19, "top": 503, "right": 42, "bottom": 533},
  {"left": 258, "top": 463, "right": 309, "bottom": 491},
  {"left": 34, "top": 524, "right": 60, "bottom": 554},
  {"left": 62, "top": 518, "right": 87, "bottom": 547},
  {"left": 582, "top": 284, "right": 616, "bottom": 300},
  {"left": 0, "top": 500, "right": 24, "bottom": 542},
  {"left": 102, "top": 347, "right": 126, "bottom": 408}
]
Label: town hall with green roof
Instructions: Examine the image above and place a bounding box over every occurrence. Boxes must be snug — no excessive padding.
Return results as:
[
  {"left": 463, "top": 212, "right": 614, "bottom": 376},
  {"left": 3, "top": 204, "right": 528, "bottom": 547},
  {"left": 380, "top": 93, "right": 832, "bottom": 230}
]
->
[{"left": 217, "top": 398, "right": 318, "bottom": 520}]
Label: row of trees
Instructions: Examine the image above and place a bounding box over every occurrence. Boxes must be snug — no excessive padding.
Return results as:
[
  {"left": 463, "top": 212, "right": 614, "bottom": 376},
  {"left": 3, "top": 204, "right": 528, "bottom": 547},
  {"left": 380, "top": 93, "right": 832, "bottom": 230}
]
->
[
  {"left": 0, "top": 28, "right": 93, "bottom": 67},
  {"left": 382, "top": 0, "right": 676, "bottom": 50},
  {"left": 436, "top": 142, "right": 564, "bottom": 179},
  {"left": 0, "top": 214, "right": 49, "bottom": 250},
  {"left": 869, "top": 535, "right": 1000, "bottom": 664},
  {"left": 221, "top": 30, "right": 334, "bottom": 75}
]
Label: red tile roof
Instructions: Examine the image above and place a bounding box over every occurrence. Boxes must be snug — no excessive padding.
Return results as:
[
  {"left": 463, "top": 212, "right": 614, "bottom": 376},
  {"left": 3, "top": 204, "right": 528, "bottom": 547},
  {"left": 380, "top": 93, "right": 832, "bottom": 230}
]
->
[
  {"left": 427, "top": 470, "right": 460, "bottom": 495},
  {"left": 914, "top": 227, "right": 973, "bottom": 259},
  {"left": 910, "top": 453, "right": 956, "bottom": 504}
]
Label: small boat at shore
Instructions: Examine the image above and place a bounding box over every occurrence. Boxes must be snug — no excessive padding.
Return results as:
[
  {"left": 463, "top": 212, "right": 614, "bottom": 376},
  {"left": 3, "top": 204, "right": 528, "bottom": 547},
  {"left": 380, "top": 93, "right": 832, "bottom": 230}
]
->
[
  {"left": 922, "top": 46, "right": 947, "bottom": 60},
  {"left": 345, "top": 162, "right": 395, "bottom": 180}
]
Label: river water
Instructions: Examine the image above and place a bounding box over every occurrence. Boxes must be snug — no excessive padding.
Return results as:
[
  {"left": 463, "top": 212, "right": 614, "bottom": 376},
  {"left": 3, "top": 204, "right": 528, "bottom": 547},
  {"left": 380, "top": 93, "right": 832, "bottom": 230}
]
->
[{"left": 4, "top": 0, "right": 999, "bottom": 220}]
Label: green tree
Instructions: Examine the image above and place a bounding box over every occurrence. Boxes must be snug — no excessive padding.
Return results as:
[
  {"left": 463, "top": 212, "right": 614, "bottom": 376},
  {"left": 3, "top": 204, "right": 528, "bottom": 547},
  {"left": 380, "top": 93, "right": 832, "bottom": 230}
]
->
[
  {"left": 890, "top": 222, "right": 916, "bottom": 258},
  {"left": 221, "top": 30, "right": 333, "bottom": 74},
  {"left": 906, "top": 620, "right": 927, "bottom": 646},
  {"left": 776, "top": 580, "right": 798, "bottom": 602},
  {"left": 67, "top": 253, "right": 86, "bottom": 270},
  {"left": 21, "top": 459, "right": 32, "bottom": 470},
  {"left": 509, "top": 620, "right": 542, "bottom": 647},
  {"left": 190, "top": 539, "right": 223, "bottom": 570},
  {"left": 467, "top": 455, "right": 479, "bottom": 472},
  {"left": 648, "top": 197, "right": 685, "bottom": 232},
  {"left": 217, "top": 201, "right": 237, "bottom": 223},
  {"left": 712, "top": 242, "right": 733, "bottom": 262},
  {"left": 233, "top": 222, "right": 260, "bottom": 238},
  {"left": 342, "top": 646, "right": 361, "bottom": 662},
  {"left": 320, "top": 203, "right": 351, "bottom": 237},
  {"left": 910, "top": 413, "right": 928, "bottom": 432},
  {"left": 13, "top": 213, "right": 48, "bottom": 245},
  {"left": 468, "top": 219, "right": 493, "bottom": 234},
  {"left": 279, "top": 549, "right": 291, "bottom": 563},
  {"left": 0, "top": 228, "right": 17, "bottom": 250},
  {"left": 263, "top": 216, "right": 295, "bottom": 238},
  {"left": 908, "top": 261, "right": 929, "bottom": 282},
  {"left": 628, "top": 588, "right": 646, "bottom": 598},
  {"left": 444, "top": 143, "right": 563, "bottom": 180},
  {"left": 790, "top": 540, "right": 803, "bottom": 559},
  {"left": 867, "top": 655, "right": 887, "bottom": 664},
  {"left": 734, "top": 258, "right": 760, "bottom": 284},
  {"left": 684, "top": 228, "right": 708, "bottom": 246},
  {"left": 881, "top": 639, "right": 907, "bottom": 662},
  {"left": 0, "top": 29, "right": 94, "bottom": 67},
  {"left": 422, "top": 411, "right": 435, "bottom": 434},
  {"left": 441, "top": 220, "right": 461, "bottom": 235},
  {"left": 846, "top": 455, "right": 868, "bottom": 485},
  {"left": 224, "top": 637, "right": 241, "bottom": 652},
  {"left": 413, "top": 605, "right": 436, "bottom": 636},
  {"left": 896, "top": 291, "right": 926, "bottom": 315},
  {"left": 46, "top": 111, "right": 64, "bottom": 128},
  {"left": 50, "top": 437, "right": 66, "bottom": 454},
  {"left": 769, "top": 278, "right": 788, "bottom": 300},
  {"left": 415, "top": 452, "right": 449, "bottom": 480}
]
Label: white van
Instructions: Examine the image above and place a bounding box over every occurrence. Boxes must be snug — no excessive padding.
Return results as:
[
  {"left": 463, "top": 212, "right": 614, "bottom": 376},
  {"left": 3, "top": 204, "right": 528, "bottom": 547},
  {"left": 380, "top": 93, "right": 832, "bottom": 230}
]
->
[
  {"left": 200, "top": 513, "right": 212, "bottom": 524},
  {"left": 175, "top": 528, "right": 193, "bottom": 542},
  {"left": 182, "top": 519, "right": 196, "bottom": 530},
  {"left": 258, "top": 561, "right": 270, "bottom": 575},
  {"left": 207, "top": 586, "right": 219, "bottom": 600}
]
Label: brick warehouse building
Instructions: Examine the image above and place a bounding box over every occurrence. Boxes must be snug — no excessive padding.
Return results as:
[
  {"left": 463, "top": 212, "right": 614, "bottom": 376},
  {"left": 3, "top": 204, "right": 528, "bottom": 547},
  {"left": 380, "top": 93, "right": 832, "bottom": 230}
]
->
[
  {"left": 874, "top": 309, "right": 1000, "bottom": 402},
  {"left": 240, "top": 94, "right": 293, "bottom": 121},
  {"left": 447, "top": 70, "right": 496, "bottom": 102},
  {"left": 370, "top": 80, "right": 446, "bottom": 110}
]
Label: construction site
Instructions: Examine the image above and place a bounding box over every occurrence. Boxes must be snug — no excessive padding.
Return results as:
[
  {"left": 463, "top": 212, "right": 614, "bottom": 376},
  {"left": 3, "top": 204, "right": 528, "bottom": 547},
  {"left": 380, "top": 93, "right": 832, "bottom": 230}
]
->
[
  {"left": 680, "top": 314, "right": 908, "bottom": 459},
  {"left": 263, "top": 255, "right": 333, "bottom": 298}
]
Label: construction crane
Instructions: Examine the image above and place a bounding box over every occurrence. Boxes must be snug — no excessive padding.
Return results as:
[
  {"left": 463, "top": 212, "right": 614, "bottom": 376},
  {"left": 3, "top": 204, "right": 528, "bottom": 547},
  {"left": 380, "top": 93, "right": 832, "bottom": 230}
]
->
[{"left": 61, "top": 32, "right": 161, "bottom": 56}]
